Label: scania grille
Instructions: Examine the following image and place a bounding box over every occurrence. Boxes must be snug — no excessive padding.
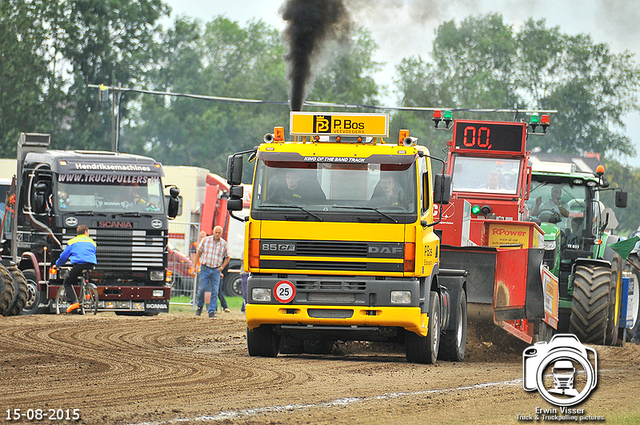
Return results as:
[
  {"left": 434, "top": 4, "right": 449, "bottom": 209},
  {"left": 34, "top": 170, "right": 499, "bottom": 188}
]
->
[{"left": 63, "top": 229, "right": 165, "bottom": 272}]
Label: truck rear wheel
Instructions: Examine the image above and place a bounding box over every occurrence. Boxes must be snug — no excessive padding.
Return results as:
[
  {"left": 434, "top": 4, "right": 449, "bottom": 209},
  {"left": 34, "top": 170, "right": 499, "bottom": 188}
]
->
[
  {"left": 0, "top": 264, "right": 15, "bottom": 315},
  {"left": 6, "top": 266, "right": 28, "bottom": 316},
  {"left": 247, "top": 325, "right": 280, "bottom": 357},
  {"left": 439, "top": 289, "right": 467, "bottom": 362},
  {"left": 569, "top": 265, "right": 611, "bottom": 344},
  {"left": 21, "top": 270, "right": 46, "bottom": 315},
  {"left": 406, "top": 291, "right": 440, "bottom": 364}
]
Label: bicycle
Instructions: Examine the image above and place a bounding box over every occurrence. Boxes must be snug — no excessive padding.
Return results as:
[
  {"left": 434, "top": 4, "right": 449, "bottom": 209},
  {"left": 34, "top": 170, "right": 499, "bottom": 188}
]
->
[{"left": 53, "top": 267, "right": 99, "bottom": 315}]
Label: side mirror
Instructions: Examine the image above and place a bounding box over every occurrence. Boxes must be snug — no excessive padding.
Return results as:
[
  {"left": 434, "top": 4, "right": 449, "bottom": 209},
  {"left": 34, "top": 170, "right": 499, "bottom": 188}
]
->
[
  {"left": 227, "top": 185, "right": 244, "bottom": 212},
  {"left": 227, "top": 155, "right": 244, "bottom": 186},
  {"left": 166, "top": 186, "right": 181, "bottom": 219},
  {"left": 433, "top": 174, "right": 451, "bottom": 205},
  {"left": 33, "top": 181, "right": 50, "bottom": 213},
  {"left": 615, "top": 191, "right": 627, "bottom": 208}
]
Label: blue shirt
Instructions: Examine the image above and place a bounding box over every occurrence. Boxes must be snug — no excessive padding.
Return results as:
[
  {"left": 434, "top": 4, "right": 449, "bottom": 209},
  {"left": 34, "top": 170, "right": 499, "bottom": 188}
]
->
[{"left": 56, "top": 234, "right": 97, "bottom": 266}]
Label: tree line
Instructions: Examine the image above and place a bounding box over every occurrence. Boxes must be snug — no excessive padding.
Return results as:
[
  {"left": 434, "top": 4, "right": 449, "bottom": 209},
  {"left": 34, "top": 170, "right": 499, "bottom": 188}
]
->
[{"left": 1, "top": 2, "right": 639, "bottom": 232}]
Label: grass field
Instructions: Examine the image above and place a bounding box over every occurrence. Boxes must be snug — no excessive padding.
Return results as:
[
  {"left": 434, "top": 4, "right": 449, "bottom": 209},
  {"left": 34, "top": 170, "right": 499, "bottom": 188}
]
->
[{"left": 169, "top": 295, "right": 244, "bottom": 315}]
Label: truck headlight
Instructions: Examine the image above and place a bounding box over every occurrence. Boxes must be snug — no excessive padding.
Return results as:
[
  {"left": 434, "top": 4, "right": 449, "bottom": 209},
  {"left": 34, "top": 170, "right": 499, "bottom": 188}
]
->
[
  {"left": 390, "top": 291, "right": 412, "bottom": 304},
  {"left": 150, "top": 271, "right": 164, "bottom": 281},
  {"left": 543, "top": 240, "right": 557, "bottom": 251},
  {"left": 252, "top": 288, "right": 271, "bottom": 302},
  {"left": 152, "top": 290, "right": 164, "bottom": 297}
]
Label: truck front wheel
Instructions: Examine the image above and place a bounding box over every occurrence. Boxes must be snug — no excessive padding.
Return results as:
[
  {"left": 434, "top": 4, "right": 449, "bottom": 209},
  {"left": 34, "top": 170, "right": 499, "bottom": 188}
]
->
[
  {"left": 406, "top": 291, "right": 440, "bottom": 364},
  {"left": 247, "top": 325, "right": 280, "bottom": 357}
]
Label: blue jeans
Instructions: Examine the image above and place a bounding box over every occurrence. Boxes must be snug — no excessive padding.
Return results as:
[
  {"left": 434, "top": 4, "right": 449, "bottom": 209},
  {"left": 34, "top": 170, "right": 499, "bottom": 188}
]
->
[
  {"left": 241, "top": 273, "right": 249, "bottom": 312},
  {"left": 197, "top": 265, "right": 221, "bottom": 314}
]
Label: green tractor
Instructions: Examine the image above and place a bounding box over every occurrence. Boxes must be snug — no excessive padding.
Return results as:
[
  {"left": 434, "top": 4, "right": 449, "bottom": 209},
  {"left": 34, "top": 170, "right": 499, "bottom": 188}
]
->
[{"left": 527, "top": 160, "right": 628, "bottom": 345}]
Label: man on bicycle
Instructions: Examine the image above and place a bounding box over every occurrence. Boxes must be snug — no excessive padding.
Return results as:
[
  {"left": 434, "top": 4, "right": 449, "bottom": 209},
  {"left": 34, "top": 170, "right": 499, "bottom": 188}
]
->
[{"left": 51, "top": 225, "right": 97, "bottom": 313}]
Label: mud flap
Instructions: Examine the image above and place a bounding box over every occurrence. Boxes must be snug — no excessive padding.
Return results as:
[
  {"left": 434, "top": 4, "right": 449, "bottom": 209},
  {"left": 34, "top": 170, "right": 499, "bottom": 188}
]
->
[{"left": 438, "top": 272, "right": 466, "bottom": 332}]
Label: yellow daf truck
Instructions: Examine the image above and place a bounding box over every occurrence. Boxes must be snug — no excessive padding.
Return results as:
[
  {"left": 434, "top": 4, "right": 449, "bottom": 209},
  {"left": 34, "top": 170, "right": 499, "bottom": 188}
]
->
[{"left": 226, "top": 112, "right": 467, "bottom": 364}]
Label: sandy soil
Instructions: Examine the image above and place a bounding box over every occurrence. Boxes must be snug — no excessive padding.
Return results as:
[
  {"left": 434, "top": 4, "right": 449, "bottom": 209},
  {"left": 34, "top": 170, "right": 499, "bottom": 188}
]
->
[{"left": 1, "top": 311, "right": 639, "bottom": 424}]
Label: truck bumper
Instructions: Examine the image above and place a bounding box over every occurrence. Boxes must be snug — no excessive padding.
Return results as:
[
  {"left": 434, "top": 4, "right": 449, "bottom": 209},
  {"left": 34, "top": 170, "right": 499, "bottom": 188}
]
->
[{"left": 246, "top": 304, "right": 429, "bottom": 337}]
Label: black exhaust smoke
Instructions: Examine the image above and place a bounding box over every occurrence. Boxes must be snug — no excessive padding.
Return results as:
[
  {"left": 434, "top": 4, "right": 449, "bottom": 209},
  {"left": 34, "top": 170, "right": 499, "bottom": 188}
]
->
[{"left": 281, "top": 0, "right": 352, "bottom": 111}]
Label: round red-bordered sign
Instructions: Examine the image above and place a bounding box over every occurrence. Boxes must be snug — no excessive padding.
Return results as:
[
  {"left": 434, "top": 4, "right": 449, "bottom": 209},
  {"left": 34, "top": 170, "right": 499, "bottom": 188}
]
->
[{"left": 273, "top": 280, "right": 296, "bottom": 303}]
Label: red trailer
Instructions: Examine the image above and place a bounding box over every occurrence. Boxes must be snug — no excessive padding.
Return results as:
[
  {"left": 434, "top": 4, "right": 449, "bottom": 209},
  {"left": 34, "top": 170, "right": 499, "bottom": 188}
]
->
[{"left": 436, "top": 118, "right": 558, "bottom": 343}]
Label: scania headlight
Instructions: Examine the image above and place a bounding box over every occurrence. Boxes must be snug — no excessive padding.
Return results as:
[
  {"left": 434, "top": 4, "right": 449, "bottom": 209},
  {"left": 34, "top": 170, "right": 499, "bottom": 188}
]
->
[
  {"left": 543, "top": 240, "right": 557, "bottom": 251},
  {"left": 150, "top": 270, "right": 164, "bottom": 281},
  {"left": 252, "top": 288, "right": 271, "bottom": 302},
  {"left": 390, "top": 290, "right": 412, "bottom": 304}
]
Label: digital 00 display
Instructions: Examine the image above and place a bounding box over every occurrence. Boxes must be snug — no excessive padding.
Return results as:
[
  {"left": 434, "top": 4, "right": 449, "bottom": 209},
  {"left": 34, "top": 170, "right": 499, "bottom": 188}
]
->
[{"left": 453, "top": 121, "right": 526, "bottom": 153}]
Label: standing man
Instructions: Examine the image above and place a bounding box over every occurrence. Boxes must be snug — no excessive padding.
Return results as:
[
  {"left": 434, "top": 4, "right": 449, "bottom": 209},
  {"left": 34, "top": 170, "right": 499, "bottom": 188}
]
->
[
  {"left": 193, "top": 226, "right": 230, "bottom": 318},
  {"left": 51, "top": 225, "right": 97, "bottom": 313}
]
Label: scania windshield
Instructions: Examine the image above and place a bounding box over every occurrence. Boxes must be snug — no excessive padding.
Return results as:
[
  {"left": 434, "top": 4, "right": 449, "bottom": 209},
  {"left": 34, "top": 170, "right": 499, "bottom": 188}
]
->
[
  {"left": 56, "top": 173, "right": 165, "bottom": 214},
  {"left": 251, "top": 158, "right": 417, "bottom": 223}
]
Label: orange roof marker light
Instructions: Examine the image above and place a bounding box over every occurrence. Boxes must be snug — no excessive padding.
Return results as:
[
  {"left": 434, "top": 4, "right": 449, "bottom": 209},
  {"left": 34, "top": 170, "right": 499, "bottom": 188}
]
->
[{"left": 273, "top": 126, "right": 284, "bottom": 141}]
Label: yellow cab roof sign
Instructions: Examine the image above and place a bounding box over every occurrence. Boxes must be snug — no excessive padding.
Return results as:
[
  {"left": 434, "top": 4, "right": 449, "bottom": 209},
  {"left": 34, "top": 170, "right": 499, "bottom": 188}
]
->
[{"left": 290, "top": 112, "right": 389, "bottom": 137}]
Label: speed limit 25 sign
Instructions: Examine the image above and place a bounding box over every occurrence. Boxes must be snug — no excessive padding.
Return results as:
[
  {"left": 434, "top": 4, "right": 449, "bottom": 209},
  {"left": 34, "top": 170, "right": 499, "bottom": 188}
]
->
[{"left": 274, "top": 280, "right": 296, "bottom": 303}]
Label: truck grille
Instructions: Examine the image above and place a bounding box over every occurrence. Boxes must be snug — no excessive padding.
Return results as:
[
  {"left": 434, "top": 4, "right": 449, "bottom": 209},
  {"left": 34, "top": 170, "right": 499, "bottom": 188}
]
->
[
  {"left": 63, "top": 229, "right": 165, "bottom": 272},
  {"left": 296, "top": 241, "right": 368, "bottom": 257}
]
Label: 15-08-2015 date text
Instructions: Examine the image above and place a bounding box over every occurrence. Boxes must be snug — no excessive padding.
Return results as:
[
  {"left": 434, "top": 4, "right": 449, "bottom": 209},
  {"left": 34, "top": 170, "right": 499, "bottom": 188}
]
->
[{"left": 5, "top": 409, "right": 80, "bottom": 421}]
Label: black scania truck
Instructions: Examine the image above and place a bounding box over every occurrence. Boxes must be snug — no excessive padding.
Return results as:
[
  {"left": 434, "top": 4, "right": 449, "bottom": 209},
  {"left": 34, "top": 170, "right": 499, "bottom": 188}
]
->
[{"left": 1, "top": 133, "right": 180, "bottom": 314}]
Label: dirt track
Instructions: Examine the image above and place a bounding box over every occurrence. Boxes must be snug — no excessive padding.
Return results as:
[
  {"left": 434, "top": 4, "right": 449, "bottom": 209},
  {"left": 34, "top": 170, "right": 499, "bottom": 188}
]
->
[{"left": 1, "top": 312, "right": 639, "bottom": 425}]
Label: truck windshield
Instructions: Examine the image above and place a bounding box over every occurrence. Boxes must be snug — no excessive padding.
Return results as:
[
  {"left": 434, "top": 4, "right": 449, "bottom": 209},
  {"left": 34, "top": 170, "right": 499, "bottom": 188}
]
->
[
  {"left": 451, "top": 157, "right": 521, "bottom": 195},
  {"left": 56, "top": 174, "right": 165, "bottom": 214},
  {"left": 252, "top": 160, "right": 417, "bottom": 215}
]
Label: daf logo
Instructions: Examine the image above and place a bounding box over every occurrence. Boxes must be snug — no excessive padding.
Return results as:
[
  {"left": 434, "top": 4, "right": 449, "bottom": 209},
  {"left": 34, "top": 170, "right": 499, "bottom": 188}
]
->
[
  {"left": 65, "top": 217, "right": 78, "bottom": 227},
  {"left": 151, "top": 219, "right": 163, "bottom": 229},
  {"left": 369, "top": 246, "right": 402, "bottom": 254}
]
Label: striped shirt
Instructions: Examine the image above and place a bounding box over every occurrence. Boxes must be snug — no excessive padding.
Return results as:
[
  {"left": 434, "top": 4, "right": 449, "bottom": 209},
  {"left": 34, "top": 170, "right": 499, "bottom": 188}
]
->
[{"left": 197, "top": 236, "right": 229, "bottom": 268}]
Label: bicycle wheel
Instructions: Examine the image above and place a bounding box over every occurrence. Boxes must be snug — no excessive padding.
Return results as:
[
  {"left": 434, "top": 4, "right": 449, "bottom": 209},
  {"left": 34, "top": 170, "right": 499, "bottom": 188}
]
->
[
  {"left": 55, "top": 286, "right": 68, "bottom": 315},
  {"left": 84, "top": 283, "right": 98, "bottom": 315}
]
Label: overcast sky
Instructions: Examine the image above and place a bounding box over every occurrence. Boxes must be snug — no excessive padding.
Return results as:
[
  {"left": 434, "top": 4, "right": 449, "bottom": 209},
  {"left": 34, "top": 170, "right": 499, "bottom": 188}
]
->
[{"left": 162, "top": 0, "right": 640, "bottom": 166}]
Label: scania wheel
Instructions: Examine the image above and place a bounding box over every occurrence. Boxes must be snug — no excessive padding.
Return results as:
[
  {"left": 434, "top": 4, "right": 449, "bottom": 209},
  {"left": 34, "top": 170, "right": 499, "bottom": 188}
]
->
[{"left": 21, "top": 270, "right": 47, "bottom": 315}]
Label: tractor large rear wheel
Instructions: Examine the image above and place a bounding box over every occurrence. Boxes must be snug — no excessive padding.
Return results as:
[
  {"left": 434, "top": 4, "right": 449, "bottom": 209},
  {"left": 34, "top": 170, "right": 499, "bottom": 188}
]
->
[
  {"left": 569, "top": 265, "right": 612, "bottom": 344},
  {"left": 0, "top": 264, "right": 16, "bottom": 316},
  {"left": 5, "top": 266, "right": 27, "bottom": 316}
]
